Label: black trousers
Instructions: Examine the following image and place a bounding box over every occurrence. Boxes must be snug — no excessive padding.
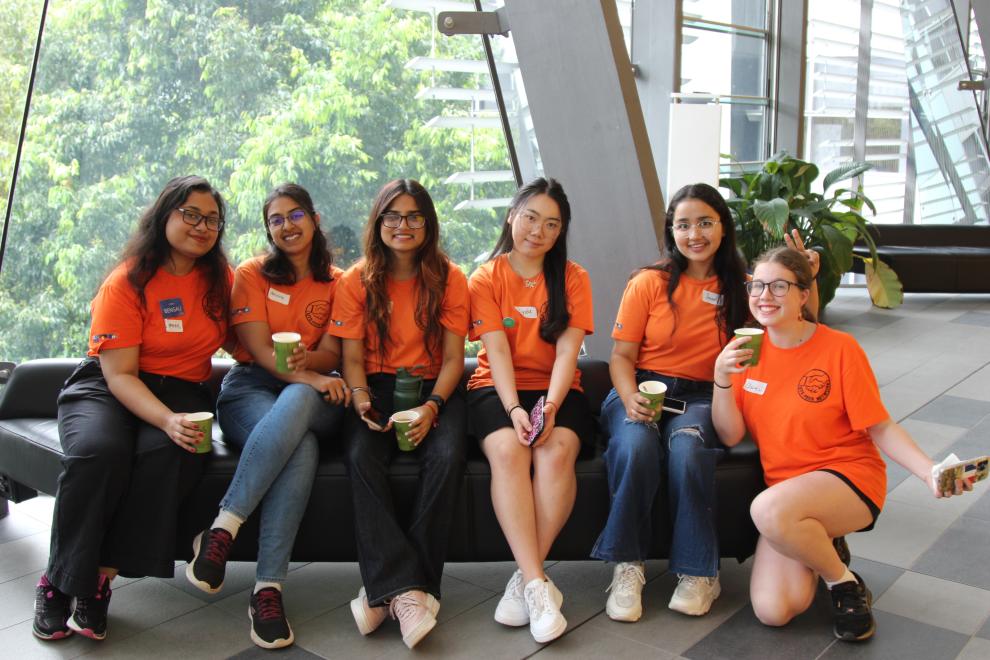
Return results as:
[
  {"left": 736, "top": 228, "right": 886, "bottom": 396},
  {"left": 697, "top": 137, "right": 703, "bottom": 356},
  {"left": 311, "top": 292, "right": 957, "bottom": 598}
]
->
[{"left": 48, "top": 358, "right": 210, "bottom": 597}]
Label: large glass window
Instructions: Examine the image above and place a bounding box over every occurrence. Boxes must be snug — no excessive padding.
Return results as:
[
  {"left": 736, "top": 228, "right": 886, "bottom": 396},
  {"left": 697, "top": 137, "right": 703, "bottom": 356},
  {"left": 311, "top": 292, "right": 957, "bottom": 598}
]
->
[{"left": 0, "top": 0, "right": 516, "bottom": 362}]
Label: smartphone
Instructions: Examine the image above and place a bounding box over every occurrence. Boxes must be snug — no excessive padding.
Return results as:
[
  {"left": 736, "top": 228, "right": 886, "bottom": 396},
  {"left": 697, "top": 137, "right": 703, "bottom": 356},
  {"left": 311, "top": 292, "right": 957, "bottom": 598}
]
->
[
  {"left": 935, "top": 456, "right": 989, "bottom": 492},
  {"left": 526, "top": 396, "right": 546, "bottom": 446},
  {"left": 361, "top": 407, "right": 386, "bottom": 432},
  {"left": 662, "top": 397, "right": 687, "bottom": 415}
]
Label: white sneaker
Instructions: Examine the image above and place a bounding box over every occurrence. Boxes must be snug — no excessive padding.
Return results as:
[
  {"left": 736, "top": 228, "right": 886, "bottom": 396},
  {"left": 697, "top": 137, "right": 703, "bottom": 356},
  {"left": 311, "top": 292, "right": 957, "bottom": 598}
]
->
[
  {"left": 668, "top": 573, "right": 720, "bottom": 616},
  {"left": 494, "top": 569, "right": 528, "bottom": 626},
  {"left": 524, "top": 578, "right": 567, "bottom": 643},
  {"left": 606, "top": 562, "right": 646, "bottom": 622}
]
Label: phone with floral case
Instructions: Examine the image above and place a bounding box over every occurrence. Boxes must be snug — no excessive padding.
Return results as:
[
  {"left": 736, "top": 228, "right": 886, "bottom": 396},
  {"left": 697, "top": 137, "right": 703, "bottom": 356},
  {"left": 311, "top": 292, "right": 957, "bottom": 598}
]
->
[{"left": 526, "top": 396, "right": 546, "bottom": 446}]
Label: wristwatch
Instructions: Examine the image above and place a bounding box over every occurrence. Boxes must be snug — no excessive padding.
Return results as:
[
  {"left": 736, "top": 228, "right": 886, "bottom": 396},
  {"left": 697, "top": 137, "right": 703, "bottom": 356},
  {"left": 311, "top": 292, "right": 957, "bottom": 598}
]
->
[{"left": 426, "top": 393, "right": 446, "bottom": 414}]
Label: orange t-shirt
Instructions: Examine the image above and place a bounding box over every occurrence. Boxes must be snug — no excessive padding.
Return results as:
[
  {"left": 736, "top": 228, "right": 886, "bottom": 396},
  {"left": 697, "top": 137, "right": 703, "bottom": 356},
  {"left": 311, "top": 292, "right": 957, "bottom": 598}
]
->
[
  {"left": 612, "top": 268, "right": 732, "bottom": 381},
  {"left": 328, "top": 259, "right": 470, "bottom": 378},
  {"left": 731, "top": 323, "right": 889, "bottom": 510},
  {"left": 87, "top": 262, "right": 231, "bottom": 382},
  {"left": 228, "top": 255, "right": 344, "bottom": 363},
  {"left": 467, "top": 255, "right": 594, "bottom": 391}
]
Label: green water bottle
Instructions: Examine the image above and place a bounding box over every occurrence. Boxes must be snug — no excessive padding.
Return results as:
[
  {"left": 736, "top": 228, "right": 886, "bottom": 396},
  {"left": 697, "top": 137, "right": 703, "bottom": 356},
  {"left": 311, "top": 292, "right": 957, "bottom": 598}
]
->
[{"left": 393, "top": 366, "right": 423, "bottom": 412}]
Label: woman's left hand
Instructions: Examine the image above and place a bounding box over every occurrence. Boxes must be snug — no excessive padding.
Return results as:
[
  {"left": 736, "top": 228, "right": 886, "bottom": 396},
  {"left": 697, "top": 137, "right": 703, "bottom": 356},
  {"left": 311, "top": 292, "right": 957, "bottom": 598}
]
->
[
  {"left": 531, "top": 401, "right": 557, "bottom": 448},
  {"left": 784, "top": 228, "right": 820, "bottom": 277},
  {"left": 405, "top": 404, "right": 436, "bottom": 446},
  {"left": 285, "top": 343, "right": 309, "bottom": 372}
]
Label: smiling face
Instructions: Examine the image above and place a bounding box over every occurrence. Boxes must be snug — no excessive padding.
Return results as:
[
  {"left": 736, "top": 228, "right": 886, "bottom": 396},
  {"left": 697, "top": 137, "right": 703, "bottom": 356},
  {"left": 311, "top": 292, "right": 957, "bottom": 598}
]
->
[
  {"left": 749, "top": 261, "right": 810, "bottom": 328},
  {"left": 379, "top": 193, "right": 426, "bottom": 255},
  {"left": 266, "top": 195, "right": 318, "bottom": 258},
  {"left": 164, "top": 190, "right": 221, "bottom": 263},
  {"left": 507, "top": 193, "right": 563, "bottom": 259},
  {"left": 670, "top": 197, "right": 724, "bottom": 276}
]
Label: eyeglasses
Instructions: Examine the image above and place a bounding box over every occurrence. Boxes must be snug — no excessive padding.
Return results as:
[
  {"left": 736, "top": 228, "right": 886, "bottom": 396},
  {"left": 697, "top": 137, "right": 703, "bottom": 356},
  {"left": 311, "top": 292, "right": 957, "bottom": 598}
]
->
[
  {"left": 381, "top": 211, "right": 426, "bottom": 229},
  {"left": 177, "top": 208, "right": 224, "bottom": 232},
  {"left": 672, "top": 219, "right": 719, "bottom": 234},
  {"left": 745, "top": 279, "right": 806, "bottom": 297},
  {"left": 267, "top": 209, "right": 308, "bottom": 229}
]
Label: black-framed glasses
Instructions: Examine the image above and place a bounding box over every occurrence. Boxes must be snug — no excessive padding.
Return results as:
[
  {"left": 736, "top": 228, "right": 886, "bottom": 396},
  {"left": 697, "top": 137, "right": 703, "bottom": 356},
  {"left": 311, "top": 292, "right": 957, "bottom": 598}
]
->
[
  {"left": 177, "top": 208, "right": 224, "bottom": 232},
  {"left": 672, "top": 219, "right": 719, "bottom": 234},
  {"left": 267, "top": 209, "right": 308, "bottom": 229},
  {"left": 381, "top": 211, "right": 426, "bottom": 229},
  {"left": 746, "top": 279, "right": 806, "bottom": 297}
]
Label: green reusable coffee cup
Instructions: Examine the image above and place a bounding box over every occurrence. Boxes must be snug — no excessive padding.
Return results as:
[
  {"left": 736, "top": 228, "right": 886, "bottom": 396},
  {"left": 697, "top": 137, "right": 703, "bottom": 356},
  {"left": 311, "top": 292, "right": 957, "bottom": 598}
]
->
[
  {"left": 272, "top": 332, "right": 302, "bottom": 373},
  {"left": 638, "top": 380, "right": 667, "bottom": 423},
  {"left": 391, "top": 410, "right": 420, "bottom": 452},
  {"left": 184, "top": 412, "right": 213, "bottom": 454},
  {"left": 734, "top": 328, "right": 765, "bottom": 367}
]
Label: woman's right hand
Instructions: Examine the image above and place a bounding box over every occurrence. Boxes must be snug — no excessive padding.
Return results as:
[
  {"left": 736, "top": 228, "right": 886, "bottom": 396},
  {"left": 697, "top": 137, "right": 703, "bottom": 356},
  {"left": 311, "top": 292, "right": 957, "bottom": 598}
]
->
[
  {"left": 715, "top": 336, "right": 753, "bottom": 385},
  {"left": 509, "top": 406, "right": 533, "bottom": 446},
  {"left": 623, "top": 391, "right": 656, "bottom": 423},
  {"left": 162, "top": 413, "right": 202, "bottom": 453},
  {"left": 353, "top": 390, "right": 391, "bottom": 431}
]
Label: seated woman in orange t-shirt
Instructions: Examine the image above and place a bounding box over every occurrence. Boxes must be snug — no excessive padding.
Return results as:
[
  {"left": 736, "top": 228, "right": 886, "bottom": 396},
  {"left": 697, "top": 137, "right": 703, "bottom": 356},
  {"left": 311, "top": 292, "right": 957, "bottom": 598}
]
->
[
  {"left": 712, "top": 246, "right": 970, "bottom": 644},
  {"left": 34, "top": 176, "right": 232, "bottom": 643},
  {"left": 329, "top": 179, "right": 469, "bottom": 650},
  {"left": 467, "top": 177, "right": 595, "bottom": 644}
]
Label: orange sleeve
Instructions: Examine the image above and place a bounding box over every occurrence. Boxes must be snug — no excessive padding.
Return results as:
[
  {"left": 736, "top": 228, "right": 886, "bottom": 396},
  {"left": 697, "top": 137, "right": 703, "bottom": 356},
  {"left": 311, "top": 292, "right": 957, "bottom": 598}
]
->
[
  {"left": 328, "top": 265, "right": 366, "bottom": 340},
  {"left": 566, "top": 261, "right": 594, "bottom": 334},
  {"left": 840, "top": 335, "right": 889, "bottom": 430},
  {"left": 229, "top": 258, "right": 270, "bottom": 327},
  {"left": 87, "top": 265, "right": 143, "bottom": 354},
  {"left": 441, "top": 262, "right": 470, "bottom": 337},
  {"left": 611, "top": 271, "right": 654, "bottom": 343},
  {"left": 468, "top": 263, "right": 503, "bottom": 341}
]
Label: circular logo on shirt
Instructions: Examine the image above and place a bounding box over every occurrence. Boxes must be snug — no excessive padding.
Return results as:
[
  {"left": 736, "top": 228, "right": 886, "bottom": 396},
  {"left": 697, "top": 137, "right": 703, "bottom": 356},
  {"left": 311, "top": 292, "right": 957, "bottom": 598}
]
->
[
  {"left": 305, "top": 300, "right": 331, "bottom": 328},
  {"left": 797, "top": 369, "right": 831, "bottom": 403}
]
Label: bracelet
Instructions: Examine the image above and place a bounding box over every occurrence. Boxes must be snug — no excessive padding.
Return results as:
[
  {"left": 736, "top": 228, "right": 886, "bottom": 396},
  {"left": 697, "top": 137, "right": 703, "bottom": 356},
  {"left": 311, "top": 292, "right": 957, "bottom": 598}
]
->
[
  {"left": 506, "top": 404, "right": 523, "bottom": 417},
  {"left": 351, "top": 386, "right": 372, "bottom": 396},
  {"left": 713, "top": 380, "right": 732, "bottom": 389}
]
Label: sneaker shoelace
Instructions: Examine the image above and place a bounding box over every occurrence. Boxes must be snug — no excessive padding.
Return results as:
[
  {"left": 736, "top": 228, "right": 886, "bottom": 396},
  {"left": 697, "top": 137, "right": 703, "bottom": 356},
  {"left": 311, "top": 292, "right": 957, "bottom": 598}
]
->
[
  {"left": 506, "top": 571, "right": 524, "bottom": 599},
  {"left": 389, "top": 592, "right": 425, "bottom": 623},
  {"left": 524, "top": 582, "right": 549, "bottom": 618},
  {"left": 204, "top": 529, "right": 234, "bottom": 565},
  {"left": 75, "top": 577, "right": 110, "bottom": 618},
  {"left": 607, "top": 564, "right": 645, "bottom": 594},
  {"left": 254, "top": 589, "right": 284, "bottom": 621},
  {"left": 677, "top": 574, "right": 715, "bottom": 596}
]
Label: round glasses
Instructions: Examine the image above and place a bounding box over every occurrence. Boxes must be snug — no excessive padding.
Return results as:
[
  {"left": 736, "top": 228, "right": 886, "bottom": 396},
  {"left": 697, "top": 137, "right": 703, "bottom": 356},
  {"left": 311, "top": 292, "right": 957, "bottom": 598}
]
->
[
  {"left": 176, "top": 208, "right": 224, "bottom": 232},
  {"left": 745, "top": 279, "right": 806, "bottom": 297}
]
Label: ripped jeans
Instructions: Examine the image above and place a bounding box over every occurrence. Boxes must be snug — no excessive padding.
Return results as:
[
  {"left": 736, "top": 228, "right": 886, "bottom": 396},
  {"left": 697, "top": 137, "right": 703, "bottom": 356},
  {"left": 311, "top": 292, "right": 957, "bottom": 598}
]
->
[{"left": 591, "top": 371, "right": 724, "bottom": 576}]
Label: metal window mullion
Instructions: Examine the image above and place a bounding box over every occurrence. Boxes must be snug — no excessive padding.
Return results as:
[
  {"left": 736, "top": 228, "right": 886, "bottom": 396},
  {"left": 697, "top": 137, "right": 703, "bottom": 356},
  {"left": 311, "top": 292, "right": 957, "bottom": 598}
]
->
[{"left": 853, "top": 0, "right": 873, "bottom": 189}]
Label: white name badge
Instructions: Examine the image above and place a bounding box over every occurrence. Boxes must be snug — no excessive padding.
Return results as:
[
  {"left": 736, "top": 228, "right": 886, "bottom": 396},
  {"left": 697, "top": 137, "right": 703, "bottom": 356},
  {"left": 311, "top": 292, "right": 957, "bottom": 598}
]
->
[
  {"left": 515, "top": 306, "right": 539, "bottom": 319},
  {"left": 165, "top": 319, "right": 184, "bottom": 333},
  {"left": 743, "top": 378, "right": 767, "bottom": 395},
  {"left": 702, "top": 289, "right": 723, "bottom": 306},
  {"left": 268, "top": 288, "right": 291, "bottom": 305}
]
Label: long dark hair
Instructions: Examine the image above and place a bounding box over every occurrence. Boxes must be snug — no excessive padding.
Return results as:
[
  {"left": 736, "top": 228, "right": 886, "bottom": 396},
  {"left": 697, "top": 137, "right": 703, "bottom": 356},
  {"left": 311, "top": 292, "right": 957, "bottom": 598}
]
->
[
  {"left": 119, "top": 175, "right": 230, "bottom": 323},
  {"left": 640, "top": 183, "right": 748, "bottom": 342},
  {"left": 260, "top": 183, "right": 334, "bottom": 285},
  {"left": 488, "top": 177, "right": 572, "bottom": 344},
  {"left": 361, "top": 179, "right": 449, "bottom": 369},
  {"left": 753, "top": 246, "right": 817, "bottom": 322}
]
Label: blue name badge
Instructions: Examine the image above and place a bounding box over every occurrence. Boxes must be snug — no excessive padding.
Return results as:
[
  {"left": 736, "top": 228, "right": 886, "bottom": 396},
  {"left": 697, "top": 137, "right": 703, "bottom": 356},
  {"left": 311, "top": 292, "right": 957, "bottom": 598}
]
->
[{"left": 159, "top": 298, "right": 185, "bottom": 318}]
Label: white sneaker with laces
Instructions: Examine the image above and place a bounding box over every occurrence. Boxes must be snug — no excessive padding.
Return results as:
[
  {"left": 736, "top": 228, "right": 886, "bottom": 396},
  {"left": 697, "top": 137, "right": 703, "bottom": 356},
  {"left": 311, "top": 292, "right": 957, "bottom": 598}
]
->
[
  {"left": 668, "top": 573, "right": 720, "bottom": 616},
  {"left": 389, "top": 590, "right": 437, "bottom": 649},
  {"left": 606, "top": 562, "right": 646, "bottom": 622},
  {"left": 524, "top": 578, "right": 567, "bottom": 643},
  {"left": 494, "top": 569, "right": 528, "bottom": 626}
]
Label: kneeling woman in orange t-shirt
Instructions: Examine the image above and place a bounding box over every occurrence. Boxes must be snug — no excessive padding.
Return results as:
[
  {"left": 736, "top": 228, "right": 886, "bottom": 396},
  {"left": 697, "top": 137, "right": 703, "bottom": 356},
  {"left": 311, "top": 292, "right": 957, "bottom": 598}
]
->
[
  {"left": 330, "top": 179, "right": 470, "bottom": 650},
  {"left": 712, "top": 246, "right": 969, "bottom": 643},
  {"left": 467, "top": 177, "right": 595, "bottom": 644},
  {"left": 34, "top": 176, "right": 232, "bottom": 642}
]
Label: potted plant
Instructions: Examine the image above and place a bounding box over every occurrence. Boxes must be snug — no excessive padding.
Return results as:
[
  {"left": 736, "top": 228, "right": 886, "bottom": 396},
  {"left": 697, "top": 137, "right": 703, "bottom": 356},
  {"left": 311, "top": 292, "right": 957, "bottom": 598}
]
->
[{"left": 720, "top": 151, "right": 903, "bottom": 314}]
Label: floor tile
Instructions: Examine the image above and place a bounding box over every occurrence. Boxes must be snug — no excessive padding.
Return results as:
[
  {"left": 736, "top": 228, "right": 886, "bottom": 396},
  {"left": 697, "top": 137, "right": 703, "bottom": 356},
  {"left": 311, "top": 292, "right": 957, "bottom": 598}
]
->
[
  {"left": 957, "top": 637, "right": 990, "bottom": 660},
  {"left": 229, "top": 644, "right": 327, "bottom": 659},
  {"left": 529, "top": 619, "right": 680, "bottom": 659},
  {"left": 0, "top": 532, "right": 52, "bottom": 583},
  {"left": 0, "top": 506, "right": 48, "bottom": 544},
  {"left": 886, "top": 470, "right": 980, "bottom": 518},
  {"left": 950, "top": 311, "right": 990, "bottom": 327},
  {"left": 910, "top": 515, "right": 990, "bottom": 590},
  {"left": 0, "top": 572, "right": 42, "bottom": 631},
  {"left": 817, "top": 609, "right": 969, "bottom": 660},
  {"left": 10, "top": 496, "right": 56, "bottom": 525},
  {"left": 162, "top": 561, "right": 263, "bottom": 604},
  {"left": 978, "top": 612, "right": 990, "bottom": 639},
  {"left": 843, "top": 311, "right": 905, "bottom": 329},
  {"left": 963, "top": 488, "right": 990, "bottom": 522},
  {"left": 873, "top": 571, "right": 990, "bottom": 635},
  {"left": 897, "top": 418, "right": 968, "bottom": 457},
  {"left": 846, "top": 558, "right": 904, "bottom": 601},
  {"left": 845, "top": 501, "right": 954, "bottom": 569},
  {"left": 98, "top": 577, "right": 210, "bottom": 642},
  {"left": 946, "top": 364, "right": 990, "bottom": 402},
  {"left": 0, "top": 619, "right": 95, "bottom": 659},
  {"left": 907, "top": 396, "right": 990, "bottom": 429}
]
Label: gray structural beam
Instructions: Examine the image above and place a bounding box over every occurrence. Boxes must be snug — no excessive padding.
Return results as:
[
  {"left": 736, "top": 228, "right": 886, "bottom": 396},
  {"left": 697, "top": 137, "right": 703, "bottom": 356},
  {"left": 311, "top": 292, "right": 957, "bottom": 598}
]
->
[
  {"left": 776, "top": 0, "right": 807, "bottom": 157},
  {"left": 501, "top": 0, "right": 667, "bottom": 358}
]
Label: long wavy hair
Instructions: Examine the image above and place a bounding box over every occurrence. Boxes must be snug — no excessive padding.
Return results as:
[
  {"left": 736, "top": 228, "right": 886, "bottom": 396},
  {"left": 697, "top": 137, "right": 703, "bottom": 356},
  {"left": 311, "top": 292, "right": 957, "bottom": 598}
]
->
[
  {"left": 260, "top": 183, "right": 334, "bottom": 285},
  {"left": 640, "top": 183, "right": 748, "bottom": 342},
  {"left": 118, "top": 175, "right": 230, "bottom": 323},
  {"left": 488, "top": 177, "right": 572, "bottom": 344},
  {"left": 361, "top": 179, "right": 449, "bottom": 369},
  {"left": 753, "top": 246, "right": 817, "bottom": 322}
]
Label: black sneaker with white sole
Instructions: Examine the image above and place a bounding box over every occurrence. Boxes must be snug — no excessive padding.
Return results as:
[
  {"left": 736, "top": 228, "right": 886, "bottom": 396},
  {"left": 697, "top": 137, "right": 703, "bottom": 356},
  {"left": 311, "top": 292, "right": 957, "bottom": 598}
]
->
[
  {"left": 830, "top": 572, "right": 875, "bottom": 642},
  {"left": 68, "top": 574, "right": 111, "bottom": 640},
  {"left": 33, "top": 575, "right": 73, "bottom": 641},
  {"left": 186, "top": 527, "right": 234, "bottom": 593},
  {"left": 249, "top": 587, "right": 294, "bottom": 649}
]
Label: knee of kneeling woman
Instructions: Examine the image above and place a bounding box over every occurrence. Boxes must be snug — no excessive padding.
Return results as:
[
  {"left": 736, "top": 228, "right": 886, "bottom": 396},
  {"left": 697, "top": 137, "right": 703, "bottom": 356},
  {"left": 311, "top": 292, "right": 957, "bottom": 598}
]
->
[
  {"left": 752, "top": 598, "right": 796, "bottom": 628},
  {"left": 749, "top": 491, "right": 787, "bottom": 538}
]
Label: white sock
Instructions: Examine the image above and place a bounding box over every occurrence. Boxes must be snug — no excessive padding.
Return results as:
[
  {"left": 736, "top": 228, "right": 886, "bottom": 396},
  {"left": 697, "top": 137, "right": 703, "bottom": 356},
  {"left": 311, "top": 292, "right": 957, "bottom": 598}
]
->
[
  {"left": 254, "top": 581, "right": 281, "bottom": 594},
  {"left": 825, "top": 567, "right": 856, "bottom": 588},
  {"left": 211, "top": 509, "right": 245, "bottom": 539}
]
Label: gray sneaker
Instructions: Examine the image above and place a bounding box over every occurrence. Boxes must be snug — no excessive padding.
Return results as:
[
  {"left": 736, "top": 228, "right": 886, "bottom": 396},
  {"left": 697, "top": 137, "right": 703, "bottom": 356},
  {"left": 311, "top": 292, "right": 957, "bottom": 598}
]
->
[
  {"left": 668, "top": 573, "right": 720, "bottom": 616},
  {"left": 606, "top": 562, "right": 646, "bottom": 622}
]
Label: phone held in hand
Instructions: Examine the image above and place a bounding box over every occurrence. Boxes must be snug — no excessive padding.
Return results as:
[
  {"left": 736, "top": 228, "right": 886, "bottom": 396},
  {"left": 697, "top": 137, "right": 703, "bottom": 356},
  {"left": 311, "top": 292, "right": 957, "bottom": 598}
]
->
[
  {"left": 662, "top": 397, "right": 687, "bottom": 415},
  {"left": 933, "top": 455, "right": 989, "bottom": 493},
  {"left": 526, "top": 396, "right": 546, "bottom": 446},
  {"left": 361, "top": 407, "right": 386, "bottom": 432}
]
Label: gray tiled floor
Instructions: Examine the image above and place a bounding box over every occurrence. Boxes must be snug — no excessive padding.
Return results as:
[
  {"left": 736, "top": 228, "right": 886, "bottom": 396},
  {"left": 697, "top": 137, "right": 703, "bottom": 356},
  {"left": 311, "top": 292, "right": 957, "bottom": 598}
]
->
[{"left": 2, "top": 288, "right": 990, "bottom": 659}]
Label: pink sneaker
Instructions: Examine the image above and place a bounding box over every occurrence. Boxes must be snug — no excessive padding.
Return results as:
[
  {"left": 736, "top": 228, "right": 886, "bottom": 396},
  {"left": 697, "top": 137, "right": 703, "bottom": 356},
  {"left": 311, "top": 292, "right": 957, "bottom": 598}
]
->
[
  {"left": 389, "top": 590, "right": 437, "bottom": 649},
  {"left": 350, "top": 586, "right": 387, "bottom": 635}
]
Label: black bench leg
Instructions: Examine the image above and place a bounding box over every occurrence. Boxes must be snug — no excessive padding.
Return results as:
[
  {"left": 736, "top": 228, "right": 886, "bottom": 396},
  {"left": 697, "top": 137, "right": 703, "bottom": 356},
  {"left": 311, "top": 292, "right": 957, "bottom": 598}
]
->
[{"left": 0, "top": 497, "right": 8, "bottom": 520}]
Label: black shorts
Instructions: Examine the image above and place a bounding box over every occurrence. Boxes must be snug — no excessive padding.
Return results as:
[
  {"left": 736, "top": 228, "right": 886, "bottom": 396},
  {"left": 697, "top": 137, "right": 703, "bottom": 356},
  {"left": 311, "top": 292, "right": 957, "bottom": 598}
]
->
[
  {"left": 466, "top": 386, "right": 597, "bottom": 447},
  {"left": 820, "top": 469, "right": 881, "bottom": 532}
]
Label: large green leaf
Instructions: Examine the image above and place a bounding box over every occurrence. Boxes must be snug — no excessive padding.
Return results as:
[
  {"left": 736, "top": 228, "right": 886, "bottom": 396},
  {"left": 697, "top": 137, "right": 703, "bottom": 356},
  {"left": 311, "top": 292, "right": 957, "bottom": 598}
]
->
[
  {"left": 864, "top": 257, "right": 904, "bottom": 309},
  {"left": 753, "top": 198, "right": 789, "bottom": 237},
  {"left": 822, "top": 161, "right": 873, "bottom": 193},
  {"left": 720, "top": 177, "right": 743, "bottom": 197},
  {"left": 833, "top": 188, "right": 877, "bottom": 215},
  {"left": 821, "top": 224, "right": 854, "bottom": 273}
]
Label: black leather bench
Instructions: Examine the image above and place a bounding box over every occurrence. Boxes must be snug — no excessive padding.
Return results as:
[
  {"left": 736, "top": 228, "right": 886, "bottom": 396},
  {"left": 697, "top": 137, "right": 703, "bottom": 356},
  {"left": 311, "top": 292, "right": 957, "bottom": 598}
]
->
[{"left": 0, "top": 358, "right": 763, "bottom": 563}]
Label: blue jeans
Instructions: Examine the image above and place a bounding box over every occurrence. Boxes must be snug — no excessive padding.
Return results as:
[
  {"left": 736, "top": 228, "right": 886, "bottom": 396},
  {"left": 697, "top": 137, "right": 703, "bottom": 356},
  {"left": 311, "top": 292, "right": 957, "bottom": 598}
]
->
[
  {"left": 216, "top": 364, "right": 344, "bottom": 583},
  {"left": 591, "top": 371, "right": 724, "bottom": 576}
]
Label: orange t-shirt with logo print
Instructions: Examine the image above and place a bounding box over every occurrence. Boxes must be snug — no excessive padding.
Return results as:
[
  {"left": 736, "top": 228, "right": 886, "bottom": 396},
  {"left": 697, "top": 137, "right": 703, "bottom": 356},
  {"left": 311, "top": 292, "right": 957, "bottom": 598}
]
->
[
  {"left": 328, "top": 259, "right": 470, "bottom": 378},
  {"left": 467, "top": 254, "right": 594, "bottom": 391},
  {"left": 228, "top": 255, "right": 344, "bottom": 363},
  {"left": 87, "top": 261, "right": 231, "bottom": 382},
  {"left": 730, "top": 323, "right": 890, "bottom": 510},
  {"left": 612, "top": 267, "right": 735, "bottom": 381}
]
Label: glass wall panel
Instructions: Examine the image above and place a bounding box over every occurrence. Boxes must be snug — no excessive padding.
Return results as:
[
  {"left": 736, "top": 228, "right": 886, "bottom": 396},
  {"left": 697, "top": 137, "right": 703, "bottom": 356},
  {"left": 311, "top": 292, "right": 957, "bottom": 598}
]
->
[{"left": 0, "top": 0, "right": 515, "bottom": 361}]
